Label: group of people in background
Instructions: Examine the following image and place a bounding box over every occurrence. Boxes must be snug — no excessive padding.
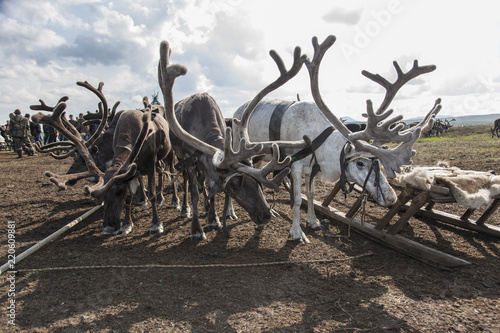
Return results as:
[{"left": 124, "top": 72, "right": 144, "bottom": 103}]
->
[{"left": 0, "top": 111, "right": 93, "bottom": 158}]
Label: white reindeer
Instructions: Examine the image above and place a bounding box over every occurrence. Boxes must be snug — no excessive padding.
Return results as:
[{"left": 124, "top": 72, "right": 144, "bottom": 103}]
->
[{"left": 233, "top": 35, "right": 441, "bottom": 243}]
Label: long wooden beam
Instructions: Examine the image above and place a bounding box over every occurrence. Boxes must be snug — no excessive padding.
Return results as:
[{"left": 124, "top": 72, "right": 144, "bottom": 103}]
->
[{"left": 0, "top": 204, "right": 102, "bottom": 275}]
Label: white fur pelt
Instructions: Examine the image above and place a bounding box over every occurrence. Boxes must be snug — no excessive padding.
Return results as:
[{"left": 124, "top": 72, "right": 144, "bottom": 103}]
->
[{"left": 395, "top": 162, "right": 500, "bottom": 209}]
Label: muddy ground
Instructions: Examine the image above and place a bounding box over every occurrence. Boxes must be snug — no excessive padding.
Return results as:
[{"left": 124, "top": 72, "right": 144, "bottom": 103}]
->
[{"left": 0, "top": 129, "right": 499, "bottom": 332}]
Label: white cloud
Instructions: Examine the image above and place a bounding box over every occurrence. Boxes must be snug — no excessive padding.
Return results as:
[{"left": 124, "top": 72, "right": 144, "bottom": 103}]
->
[
  {"left": 1, "top": 0, "right": 500, "bottom": 125},
  {"left": 323, "top": 7, "right": 362, "bottom": 25}
]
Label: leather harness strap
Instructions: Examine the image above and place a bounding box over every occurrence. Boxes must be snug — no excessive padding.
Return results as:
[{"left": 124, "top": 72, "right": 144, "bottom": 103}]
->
[
  {"left": 290, "top": 126, "right": 335, "bottom": 164},
  {"left": 268, "top": 101, "right": 296, "bottom": 141}
]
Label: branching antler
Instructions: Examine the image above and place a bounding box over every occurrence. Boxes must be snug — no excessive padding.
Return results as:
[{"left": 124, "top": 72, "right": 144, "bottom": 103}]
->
[
  {"left": 234, "top": 144, "right": 291, "bottom": 191},
  {"left": 31, "top": 101, "right": 104, "bottom": 189},
  {"left": 76, "top": 81, "right": 111, "bottom": 148},
  {"left": 361, "top": 60, "right": 436, "bottom": 115},
  {"left": 305, "top": 35, "right": 441, "bottom": 178},
  {"left": 212, "top": 127, "right": 264, "bottom": 170},
  {"left": 34, "top": 141, "right": 75, "bottom": 159},
  {"left": 158, "top": 40, "right": 306, "bottom": 190},
  {"left": 30, "top": 81, "right": 112, "bottom": 189},
  {"left": 233, "top": 47, "right": 311, "bottom": 153}
]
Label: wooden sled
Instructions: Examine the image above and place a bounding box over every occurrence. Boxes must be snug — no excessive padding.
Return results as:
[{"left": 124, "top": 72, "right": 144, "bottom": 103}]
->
[
  {"left": 301, "top": 179, "right": 500, "bottom": 270},
  {"left": 386, "top": 179, "right": 500, "bottom": 239}
]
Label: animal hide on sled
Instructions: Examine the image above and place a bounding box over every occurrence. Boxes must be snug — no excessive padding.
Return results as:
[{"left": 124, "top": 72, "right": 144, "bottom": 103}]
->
[{"left": 394, "top": 165, "right": 500, "bottom": 209}]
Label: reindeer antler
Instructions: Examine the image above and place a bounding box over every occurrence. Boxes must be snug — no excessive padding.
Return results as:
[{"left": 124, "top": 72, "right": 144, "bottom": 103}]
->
[
  {"left": 76, "top": 81, "right": 111, "bottom": 148},
  {"left": 306, "top": 35, "right": 441, "bottom": 178},
  {"left": 159, "top": 40, "right": 305, "bottom": 190},
  {"left": 31, "top": 101, "right": 105, "bottom": 189},
  {"left": 30, "top": 81, "right": 111, "bottom": 189},
  {"left": 362, "top": 60, "right": 436, "bottom": 115},
  {"left": 234, "top": 144, "right": 292, "bottom": 191},
  {"left": 233, "top": 47, "right": 311, "bottom": 153}
]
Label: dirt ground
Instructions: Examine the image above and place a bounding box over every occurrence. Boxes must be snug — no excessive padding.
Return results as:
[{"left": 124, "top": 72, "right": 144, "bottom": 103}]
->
[{"left": 1, "top": 129, "right": 499, "bottom": 332}]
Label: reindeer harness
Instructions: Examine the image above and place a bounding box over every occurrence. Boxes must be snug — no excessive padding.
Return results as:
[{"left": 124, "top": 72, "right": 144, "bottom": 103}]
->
[{"left": 339, "top": 142, "right": 385, "bottom": 203}]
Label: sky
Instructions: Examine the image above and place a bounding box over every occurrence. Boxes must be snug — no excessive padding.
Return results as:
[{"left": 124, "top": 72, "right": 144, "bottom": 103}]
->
[{"left": 1, "top": 0, "right": 499, "bottom": 125}]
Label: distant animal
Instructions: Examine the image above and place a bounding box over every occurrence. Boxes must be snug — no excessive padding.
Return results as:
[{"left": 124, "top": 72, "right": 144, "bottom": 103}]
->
[
  {"left": 233, "top": 35, "right": 441, "bottom": 243},
  {"left": 491, "top": 118, "right": 500, "bottom": 138}
]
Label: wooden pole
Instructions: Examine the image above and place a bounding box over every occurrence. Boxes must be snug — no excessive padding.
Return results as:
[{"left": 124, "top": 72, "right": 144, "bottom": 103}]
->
[{"left": 0, "top": 204, "right": 102, "bottom": 275}]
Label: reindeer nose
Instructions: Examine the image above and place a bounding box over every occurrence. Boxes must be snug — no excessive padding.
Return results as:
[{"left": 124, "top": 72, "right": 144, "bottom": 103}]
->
[
  {"left": 255, "top": 210, "right": 272, "bottom": 225},
  {"left": 385, "top": 196, "right": 397, "bottom": 206}
]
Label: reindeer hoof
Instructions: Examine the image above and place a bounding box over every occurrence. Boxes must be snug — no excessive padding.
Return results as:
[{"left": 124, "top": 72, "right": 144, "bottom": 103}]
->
[
  {"left": 103, "top": 226, "right": 117, "bottom": 235},
  {"left": 149, "top": 225, "right": 164, "bottom": 235},
  {"left": 207, "top": 224, "right": 222, "bottom": 231},
  {"left": 190, "top": 233, "right": 207, "bottom": 242},
  {"left": 291, "top": 234, "right": 310, "bottom": 244},
  {"left": 313, "top": 225, "right": 325, "bottom": 231}
]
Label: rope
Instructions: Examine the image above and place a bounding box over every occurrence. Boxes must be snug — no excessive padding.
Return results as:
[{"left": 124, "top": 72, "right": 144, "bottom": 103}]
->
[{"left": 15, "top": 251, "right": 374, "bottom": 273}]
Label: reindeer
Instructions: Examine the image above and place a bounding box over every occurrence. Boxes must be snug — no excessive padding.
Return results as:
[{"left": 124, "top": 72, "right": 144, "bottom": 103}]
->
[
  {"left": 31, "top": 82, "right": 171, "bottom": 235},
  {"left": 158, "top": 40, "right": 311, "bottom": 241},
  {"left": 233, "top": 36, "right": 441, "bottom": 243},
  {"left": 491, "top": 118, "right": 500, "bottom": 138}
]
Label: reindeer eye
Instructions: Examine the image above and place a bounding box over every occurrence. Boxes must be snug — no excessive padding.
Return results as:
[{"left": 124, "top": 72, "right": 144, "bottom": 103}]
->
[
  {"left": 230, "top": 178, "right": 241, "bottom": 190},
  {"left": 356, "top": 160, "right": 365, "bottom": 168}
]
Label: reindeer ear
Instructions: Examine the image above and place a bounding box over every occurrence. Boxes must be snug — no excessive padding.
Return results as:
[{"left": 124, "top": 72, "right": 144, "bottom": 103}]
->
[{"left": 345, "top": 143, "right": 352, "bottom": 154}]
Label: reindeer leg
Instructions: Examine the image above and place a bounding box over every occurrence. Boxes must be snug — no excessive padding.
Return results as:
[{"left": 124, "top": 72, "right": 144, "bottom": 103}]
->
[
  {"left": 305, "top": 174, "right": 324, "bottom": 231},
  {"left": 156, "top": 164, "right": 165, "bottom": 208},
  {"left": 180, "top": 169, "right": 191, "bottom": 218},
  {"left": 224, "top": 197, "right": 238, "bottom": 220},
  {"left": 133, "top": 175, "right": 148, "bottom": 208},
  {"left": 290, "top": 164, "right": 310, "bottom": 243},
  {"left": 148, "top": 160, "right": 164, "bottom": 234},
  {"left": 171, "top": 175, "right": 181, "bottom": 210},
  {"left": 118, "top": 194, "right": 134, "bottom": 235},
  {"left": 203, "top": 186, "right": 210, "bottom": 213},
  {"left": 206, "top": 194, "right": 221, "bottom": 231},
  {"left": 187, "top": 167, "right": 206, "bottom": 241}
]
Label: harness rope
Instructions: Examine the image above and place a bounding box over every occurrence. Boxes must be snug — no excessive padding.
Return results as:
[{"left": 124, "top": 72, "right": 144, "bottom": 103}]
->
[
  {"left": 14, "top": 252, "right": 374, "bottom": 273},
  {"left": 339, "top": 142, "right": 385, "bottom": 204}
]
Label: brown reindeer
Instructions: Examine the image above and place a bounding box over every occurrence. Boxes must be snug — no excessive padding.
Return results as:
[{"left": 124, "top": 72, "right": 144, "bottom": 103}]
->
[
  {"left": 491, "top": 117, "right": 500, "bottom": 138},
  {"left": 31, "top": 82, "right": 171, "bottom": 235}
]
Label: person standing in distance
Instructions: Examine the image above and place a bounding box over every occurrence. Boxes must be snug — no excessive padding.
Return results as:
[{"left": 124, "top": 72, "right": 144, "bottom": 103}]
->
[{"left": 10, "top": 109, "right": 36, "bottom": 158}]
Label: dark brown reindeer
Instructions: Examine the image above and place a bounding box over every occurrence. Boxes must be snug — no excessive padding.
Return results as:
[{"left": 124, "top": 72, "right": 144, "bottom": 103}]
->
[
  {"left": 31, "top": 82, "right": 171, "bottom": 235},
  {"left": 491, "top": 117, "right": 500, "bottom": 138},
  {"left": 158, "top": 40, "right": 310, "bottom": 241}
]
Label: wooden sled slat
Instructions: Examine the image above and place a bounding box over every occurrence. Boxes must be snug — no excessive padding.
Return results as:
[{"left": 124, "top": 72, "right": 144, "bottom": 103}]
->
[
  {"left": 303, "top": 195, "right": 471, "bottom": 271},
  {"left": 399, "top": 203, "right": 500, "bottom": 238},
  {"left": 388, "top": 181, "right": 500, "bottom": 238}
]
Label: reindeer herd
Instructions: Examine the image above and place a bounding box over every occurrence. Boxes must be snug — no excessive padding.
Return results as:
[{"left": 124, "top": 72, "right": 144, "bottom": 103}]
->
[{"left": 29, "top": 35, "right": 441, "bottom": 243}]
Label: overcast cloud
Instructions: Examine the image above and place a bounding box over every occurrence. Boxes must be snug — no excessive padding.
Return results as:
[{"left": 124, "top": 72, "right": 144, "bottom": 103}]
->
[{"left": 1, "top": 0, "right": 499, "bottom": 124}]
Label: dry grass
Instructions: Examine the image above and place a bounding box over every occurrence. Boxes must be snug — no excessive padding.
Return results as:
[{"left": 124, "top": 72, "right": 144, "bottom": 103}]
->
[{"left": 411, "top": 124, "right": 500, "bottom": 173}]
